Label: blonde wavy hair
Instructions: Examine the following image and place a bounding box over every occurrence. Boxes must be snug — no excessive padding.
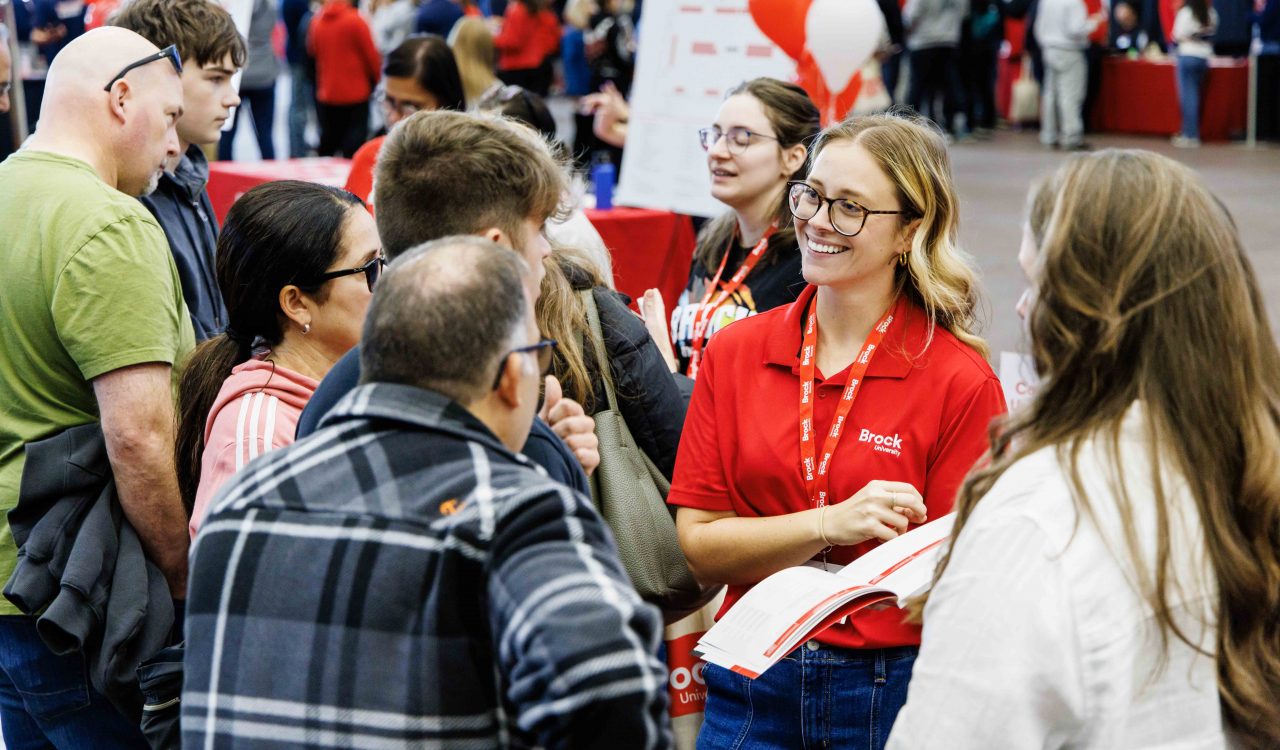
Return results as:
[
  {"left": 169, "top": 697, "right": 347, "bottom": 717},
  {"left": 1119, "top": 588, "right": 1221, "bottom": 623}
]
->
[
  {"left": 810, "top": 111, "right": 988, "bottom": 359},
  {"left": 448, "top": 17, "right": 498, "bottom": 108}
]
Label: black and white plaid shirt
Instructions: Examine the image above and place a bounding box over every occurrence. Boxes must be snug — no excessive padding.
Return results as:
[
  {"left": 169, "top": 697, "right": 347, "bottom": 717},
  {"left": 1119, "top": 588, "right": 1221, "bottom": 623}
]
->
[{"left": 183, "top": 383, "right": 670, "bottom": 749}]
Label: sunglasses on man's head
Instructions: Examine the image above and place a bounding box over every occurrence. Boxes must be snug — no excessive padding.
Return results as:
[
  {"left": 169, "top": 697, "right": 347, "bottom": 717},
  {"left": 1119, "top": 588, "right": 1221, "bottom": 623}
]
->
[{"left": 103, "top": 45, "right": 183, "bottom": 93}]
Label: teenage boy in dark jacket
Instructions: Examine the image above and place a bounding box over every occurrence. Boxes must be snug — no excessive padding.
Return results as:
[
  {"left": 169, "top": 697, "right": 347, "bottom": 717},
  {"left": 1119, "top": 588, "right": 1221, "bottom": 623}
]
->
[{"left": 113, "top": 0, "right": 247, "bottom": 341}]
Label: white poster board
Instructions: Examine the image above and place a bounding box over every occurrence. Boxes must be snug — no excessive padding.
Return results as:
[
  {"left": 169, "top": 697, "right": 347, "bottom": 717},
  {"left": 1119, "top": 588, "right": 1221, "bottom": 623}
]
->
[{"left": 615, "top": 0, "right": 794, "bottom": 217}]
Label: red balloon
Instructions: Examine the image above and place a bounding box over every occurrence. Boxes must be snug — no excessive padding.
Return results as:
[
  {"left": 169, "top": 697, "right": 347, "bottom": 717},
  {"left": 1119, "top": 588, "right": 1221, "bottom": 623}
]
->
[
  {"left": 795, "top": 50, "right": 864, "bottom": 126},
  {"left": 748, "top": 0, "right": 812, "bottom": 62}
]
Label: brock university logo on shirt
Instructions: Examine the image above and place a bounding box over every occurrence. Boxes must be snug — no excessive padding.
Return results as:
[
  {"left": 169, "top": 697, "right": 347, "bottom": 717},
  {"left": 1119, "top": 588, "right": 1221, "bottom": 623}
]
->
[{"left": 858, "top": 428, "right": 904, "bottom": 457}]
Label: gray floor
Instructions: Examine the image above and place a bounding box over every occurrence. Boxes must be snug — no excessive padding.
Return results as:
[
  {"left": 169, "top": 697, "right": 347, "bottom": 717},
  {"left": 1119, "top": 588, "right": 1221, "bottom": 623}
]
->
[{"left": 947, "top": 131, "right": 1280, "bottom": 358}]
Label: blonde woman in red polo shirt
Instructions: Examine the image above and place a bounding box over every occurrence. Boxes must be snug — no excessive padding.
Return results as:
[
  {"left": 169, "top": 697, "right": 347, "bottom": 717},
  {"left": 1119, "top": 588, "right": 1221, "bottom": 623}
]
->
[{"left": 669, "top": 112, "right": 1006, "bottom": 749}]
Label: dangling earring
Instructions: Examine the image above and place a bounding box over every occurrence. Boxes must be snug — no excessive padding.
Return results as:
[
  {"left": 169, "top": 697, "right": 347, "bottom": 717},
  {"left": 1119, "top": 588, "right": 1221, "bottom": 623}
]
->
[
  {"left": 899, "top": 251, "right": 910, "bottom": 267},
  {"left": 302, "top": 322, "right": 311, "bottom": 335}
]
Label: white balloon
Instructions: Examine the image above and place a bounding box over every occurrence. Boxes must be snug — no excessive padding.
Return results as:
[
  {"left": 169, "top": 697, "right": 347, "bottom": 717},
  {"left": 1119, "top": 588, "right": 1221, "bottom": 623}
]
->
[{"left": 805, "top": 0, "right": 885, "bottom": 94}]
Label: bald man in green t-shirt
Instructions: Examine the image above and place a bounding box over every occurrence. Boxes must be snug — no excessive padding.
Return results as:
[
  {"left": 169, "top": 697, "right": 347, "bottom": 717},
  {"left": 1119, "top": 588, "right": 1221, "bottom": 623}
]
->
[{"left": 0, "top": 26, "right": 194, "bottom": 745}]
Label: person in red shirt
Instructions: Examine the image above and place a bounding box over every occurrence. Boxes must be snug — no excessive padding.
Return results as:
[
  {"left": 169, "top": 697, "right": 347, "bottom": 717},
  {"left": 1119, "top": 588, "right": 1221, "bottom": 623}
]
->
[
  {"left": 492, "top": 0, "right": 546, "bottom": 93},
  {"left": 308, "top": 0, "right": 382, "bottom": 157},
  {"left": 670, "top": 112, "right": 1007, "bottom": 749},
  {"left": 344, "top": 35, "right": 466, "bottom": 205}
]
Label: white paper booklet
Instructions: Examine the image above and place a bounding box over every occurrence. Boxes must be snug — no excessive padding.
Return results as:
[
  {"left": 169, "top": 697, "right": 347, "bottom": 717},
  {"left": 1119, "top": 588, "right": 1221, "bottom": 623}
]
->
[{"left": 694, "top": 514, "right": 955, "bottom": 679}]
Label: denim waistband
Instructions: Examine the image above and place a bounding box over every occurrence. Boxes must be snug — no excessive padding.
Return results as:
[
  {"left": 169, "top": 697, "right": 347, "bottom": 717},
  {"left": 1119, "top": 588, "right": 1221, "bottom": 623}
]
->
[{"left": 785, "top": 642, "right": 918, "bottom": 665}]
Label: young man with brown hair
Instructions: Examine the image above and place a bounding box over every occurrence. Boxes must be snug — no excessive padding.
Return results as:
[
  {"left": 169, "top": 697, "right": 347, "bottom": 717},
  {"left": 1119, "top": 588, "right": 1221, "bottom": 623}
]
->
[
  {"left": 111, "top": 0, "right": 247, "bottom": 340},
  {"left": 297, "top": 110, "right": 600, "bottom": 491}
]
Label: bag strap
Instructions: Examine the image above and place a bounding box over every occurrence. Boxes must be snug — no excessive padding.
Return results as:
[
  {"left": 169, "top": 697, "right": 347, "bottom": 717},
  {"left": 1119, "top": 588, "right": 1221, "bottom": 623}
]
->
[{"left": 579, "top": 289, "right": 622, "bottom": 414}]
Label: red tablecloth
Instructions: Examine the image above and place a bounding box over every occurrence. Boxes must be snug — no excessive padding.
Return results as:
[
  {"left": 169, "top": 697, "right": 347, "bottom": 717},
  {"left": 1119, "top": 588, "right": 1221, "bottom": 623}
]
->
[
  {"left": 1091, "top": 57, "right": 1249, "bottom": 141},
  {"left": 207, "top": 158, "right": 354, "bottom": 223},
  {"left": 585, "top": 207, "right": 696, "bottom": 311},
  {"left": 208, "top": 163, "right": 696, "bottom": 308}
]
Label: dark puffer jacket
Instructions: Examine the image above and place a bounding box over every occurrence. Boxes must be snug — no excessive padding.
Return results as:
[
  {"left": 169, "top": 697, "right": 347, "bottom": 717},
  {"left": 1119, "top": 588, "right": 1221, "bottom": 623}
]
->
[{"left": 567, "top": 267, "right": 687, "bottom": 480}]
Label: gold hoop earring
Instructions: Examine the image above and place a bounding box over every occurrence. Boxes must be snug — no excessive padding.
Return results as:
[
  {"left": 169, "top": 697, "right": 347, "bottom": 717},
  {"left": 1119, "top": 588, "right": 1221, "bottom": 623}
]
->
[{"left": 899, "top": 252, "right": 909, "bottom": 267}]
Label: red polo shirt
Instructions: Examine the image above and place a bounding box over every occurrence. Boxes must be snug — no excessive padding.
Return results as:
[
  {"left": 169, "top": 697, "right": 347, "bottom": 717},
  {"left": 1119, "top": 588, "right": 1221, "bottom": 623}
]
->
[{"left": 669, "top": 284, "right": 1006, "bottom": 650}]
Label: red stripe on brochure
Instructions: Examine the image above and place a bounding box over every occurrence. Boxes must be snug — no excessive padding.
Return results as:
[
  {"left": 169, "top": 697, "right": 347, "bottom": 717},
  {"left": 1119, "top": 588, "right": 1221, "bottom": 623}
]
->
[{"left": 867, "top": 538, "right": 947, "bottom": 585}]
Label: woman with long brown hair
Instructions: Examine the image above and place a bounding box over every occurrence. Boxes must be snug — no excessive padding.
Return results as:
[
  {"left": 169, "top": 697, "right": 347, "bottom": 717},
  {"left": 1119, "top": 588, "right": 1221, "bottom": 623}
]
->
[
  {"left": 660, "top": 78, "right": 820, "bottom": 379},
  {"left": 888, "top": 150, "right": 1280, "bottom": 748}
]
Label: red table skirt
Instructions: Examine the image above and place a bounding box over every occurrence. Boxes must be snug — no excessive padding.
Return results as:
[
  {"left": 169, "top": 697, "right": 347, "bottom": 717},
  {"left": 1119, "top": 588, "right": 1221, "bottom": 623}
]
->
[
  {"left": 584, "top": 207, "right": 696, "bottom": 311},
  {"left": 1091, "top": 57, "right": 1249, "bottom": 142},
  {"left": 207, "top": 158, "right": 354, "bottom": 224}
]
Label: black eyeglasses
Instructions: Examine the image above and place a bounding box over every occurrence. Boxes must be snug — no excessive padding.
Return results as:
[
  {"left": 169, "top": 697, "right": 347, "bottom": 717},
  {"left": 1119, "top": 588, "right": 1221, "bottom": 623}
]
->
[
  {"left": 786, "top": 181, "right": 907, "bottom": 237},
  {"left": 103, "top": 45, "right": 183, "bottom": 93},
  {"left": 698, "top": 125, "right": 779, "bottom": 154},
  {"left": 304, "top": 256, "right": 386, "bottom": 293},
  {"left": 491, "top": 339, "right": 558, "bottom": 390}
]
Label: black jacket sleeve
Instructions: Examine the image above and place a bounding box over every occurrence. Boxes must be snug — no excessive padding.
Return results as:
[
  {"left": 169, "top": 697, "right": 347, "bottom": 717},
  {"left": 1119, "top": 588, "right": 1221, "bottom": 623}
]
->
[{"left": 591, "top": 287, "right": 687, "bottom": 480}]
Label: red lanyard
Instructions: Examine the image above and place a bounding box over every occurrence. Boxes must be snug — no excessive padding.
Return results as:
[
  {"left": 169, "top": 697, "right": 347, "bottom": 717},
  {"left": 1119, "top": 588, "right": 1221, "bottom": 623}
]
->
[
  {"left": 799, "top": 297, "right": 898, "bottom": 509},
  {"left": 686, "top": 227, "right": 775, "bottom": 379}
]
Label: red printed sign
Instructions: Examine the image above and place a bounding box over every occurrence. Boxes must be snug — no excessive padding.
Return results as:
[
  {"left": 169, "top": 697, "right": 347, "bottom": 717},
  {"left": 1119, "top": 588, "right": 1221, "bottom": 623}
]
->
[{"left": 667, "top": 632, "right": 709, "bottom": 717}]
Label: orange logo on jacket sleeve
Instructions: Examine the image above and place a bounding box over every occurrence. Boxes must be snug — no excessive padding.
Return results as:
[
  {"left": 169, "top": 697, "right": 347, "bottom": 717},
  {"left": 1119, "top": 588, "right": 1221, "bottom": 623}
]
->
[{"left": 438, "top": 499, "right": 460, "bottom": 516}]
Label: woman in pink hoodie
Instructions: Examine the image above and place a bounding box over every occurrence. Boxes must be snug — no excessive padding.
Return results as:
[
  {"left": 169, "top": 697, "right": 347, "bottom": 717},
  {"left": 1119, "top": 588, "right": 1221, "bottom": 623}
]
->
[{"left": 176, "top": 180, "right": 382, "bottom": 537}]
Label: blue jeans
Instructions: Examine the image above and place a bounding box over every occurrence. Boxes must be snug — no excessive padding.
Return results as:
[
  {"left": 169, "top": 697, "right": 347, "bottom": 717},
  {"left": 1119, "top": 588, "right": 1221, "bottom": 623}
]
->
[
  {"left": 697, "top": 643, "right": 917, "bottom": 750},
  {"left": 1176, "top": 55, "right": 1209, "bottom": 140},
  {"left": 0, "top": 616, "right": 148, "bottom": 749},
  {"left": 217, "top": 84, "right": 277, "bottom": 161}
]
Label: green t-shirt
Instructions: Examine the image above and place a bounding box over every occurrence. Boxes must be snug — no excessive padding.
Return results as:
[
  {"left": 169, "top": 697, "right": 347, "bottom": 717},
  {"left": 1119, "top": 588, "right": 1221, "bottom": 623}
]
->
[{"left": 0, "top": 150, "right": 195, "bottom": 615}]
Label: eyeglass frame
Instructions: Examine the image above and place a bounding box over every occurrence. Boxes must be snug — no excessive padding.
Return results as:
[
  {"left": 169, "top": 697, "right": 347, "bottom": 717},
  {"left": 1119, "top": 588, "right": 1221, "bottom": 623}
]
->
[
  {"left": 103, "top": 45, "right": 183, "bottom": 93},
  {"left": 491, "top": 339, "right": 558, "bottom": 390},
  {"left": 375, "top": 86, "right": 426, "bottom": 119},
  {"left": 785, "top": 180, "right": 909, "bottom": 238},
  {"left": 300, "top": 255, "right": 386, "bottom": 294},
  {"left": 697, "top": 125, "right": 780, "bottom": 154}
]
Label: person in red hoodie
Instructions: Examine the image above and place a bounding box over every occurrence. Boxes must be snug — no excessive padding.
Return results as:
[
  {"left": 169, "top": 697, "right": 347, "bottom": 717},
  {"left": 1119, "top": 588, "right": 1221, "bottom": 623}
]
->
[
  {"left": 176, "top": 180, "right": 382, "bottom": 537},
  {"left": 492, "top": 0, "right": 547, "bottom": 94},
  {"left": 308, "top": 0, "right": 383, "bottom": 156}
]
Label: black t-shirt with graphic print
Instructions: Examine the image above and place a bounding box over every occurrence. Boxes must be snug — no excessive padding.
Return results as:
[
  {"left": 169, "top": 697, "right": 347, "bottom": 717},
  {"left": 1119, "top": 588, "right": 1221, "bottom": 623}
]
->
[{"left": 669, "top": 235, "right": 806, "bottom": 375}]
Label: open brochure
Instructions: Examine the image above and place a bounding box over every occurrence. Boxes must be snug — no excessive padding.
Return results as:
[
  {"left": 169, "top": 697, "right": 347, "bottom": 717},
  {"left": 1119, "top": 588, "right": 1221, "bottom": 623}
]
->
[{"left": 693, "top": 514, "right": 955, "bottom": 679}]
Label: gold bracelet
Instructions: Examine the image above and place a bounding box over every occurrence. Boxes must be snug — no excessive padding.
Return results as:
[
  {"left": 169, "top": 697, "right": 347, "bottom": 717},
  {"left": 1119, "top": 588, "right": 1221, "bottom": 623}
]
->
[{"left": 818, "top": 505, "right": 833, "bottom": 548}]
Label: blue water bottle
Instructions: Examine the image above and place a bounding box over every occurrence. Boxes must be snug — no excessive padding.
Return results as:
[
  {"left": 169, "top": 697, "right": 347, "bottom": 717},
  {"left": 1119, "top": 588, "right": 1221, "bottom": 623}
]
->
[{"left": 591, "top": 160, "right": 616, "bottom": 210}]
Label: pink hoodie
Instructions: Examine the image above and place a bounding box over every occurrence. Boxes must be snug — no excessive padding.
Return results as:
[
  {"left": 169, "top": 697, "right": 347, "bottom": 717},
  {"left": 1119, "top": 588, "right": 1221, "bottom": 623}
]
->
[{"left": 190, "top": 359, "right": 319, "bottom": 538}]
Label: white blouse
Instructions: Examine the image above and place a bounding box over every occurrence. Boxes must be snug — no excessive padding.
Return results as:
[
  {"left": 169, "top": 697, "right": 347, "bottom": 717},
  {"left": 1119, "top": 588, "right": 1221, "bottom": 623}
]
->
[{"left": 887, "top": 406, "right": 1231, "bottom": 749}]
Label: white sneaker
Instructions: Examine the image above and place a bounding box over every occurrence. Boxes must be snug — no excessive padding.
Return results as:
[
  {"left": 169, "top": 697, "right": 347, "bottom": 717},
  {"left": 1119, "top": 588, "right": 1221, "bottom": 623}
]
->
[{"left": 1171, "top": 135, "right": 1201, "bottom": 148}]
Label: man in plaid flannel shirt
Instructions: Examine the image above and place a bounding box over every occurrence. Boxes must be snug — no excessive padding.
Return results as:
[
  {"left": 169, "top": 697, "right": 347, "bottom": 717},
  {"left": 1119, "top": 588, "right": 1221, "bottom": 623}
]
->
[{"left": 182, "top": 239, "right": 670, "bottom": 748}]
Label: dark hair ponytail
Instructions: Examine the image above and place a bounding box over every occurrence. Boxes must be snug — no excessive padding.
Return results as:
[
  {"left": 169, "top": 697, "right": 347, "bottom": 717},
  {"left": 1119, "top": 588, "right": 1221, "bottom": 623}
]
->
[{"left": 175, "top": 180, "right": 364, "bottom": 514}]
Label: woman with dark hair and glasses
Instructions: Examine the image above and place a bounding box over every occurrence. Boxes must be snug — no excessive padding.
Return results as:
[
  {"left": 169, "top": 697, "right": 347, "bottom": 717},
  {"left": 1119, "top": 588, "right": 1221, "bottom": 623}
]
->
[
  {"left": 177, "top": 180, "right": 381, "bottom": 537},
  {"left": 650, "top": 78, "right": 819, "bottom": 380},
  {"left": 345, "top": 34, "right": 466, "bottom": 203}
]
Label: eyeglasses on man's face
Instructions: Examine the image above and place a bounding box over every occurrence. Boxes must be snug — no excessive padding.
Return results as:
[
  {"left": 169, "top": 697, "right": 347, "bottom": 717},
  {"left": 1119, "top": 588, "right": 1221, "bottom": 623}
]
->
[
  {"left": 306, "top": 255, "right": 386, "bottom": 293},
  {"left": 104, "top": 45, "right": 183, "bottom": 93},
  {"left": 698, "top": 125, "right": 779, "bottom": 154},
  {"left": 786, "top": 181, "right": 906, "bottom": 238},
  {"left": 491, "top": 339, "right": 558, "bottom": 391}
]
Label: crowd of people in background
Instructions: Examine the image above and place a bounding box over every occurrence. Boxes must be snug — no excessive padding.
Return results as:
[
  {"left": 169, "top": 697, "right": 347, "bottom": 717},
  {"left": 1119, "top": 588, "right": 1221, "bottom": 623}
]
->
[
  {"left": 4, "top": 0, "right": 1280, "bottom": 162},
  {"left": 1, "top": 0, "right": 1280, "bottom": 748}
]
